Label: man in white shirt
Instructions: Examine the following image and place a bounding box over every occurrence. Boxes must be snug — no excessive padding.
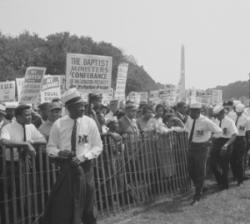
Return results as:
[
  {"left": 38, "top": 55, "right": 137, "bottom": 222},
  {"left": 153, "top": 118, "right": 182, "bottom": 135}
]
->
[
  {"left": 229, "top": 103, "right": 250, "bottom": 186},
  {"left": 210, "top": 105, "right": 237, "bottom": 190},
  {"left": 44, "top": 88, "right": 102, "bottom": 224},
  {"left": 0, "top": 104, "right": 46, "bottom": 224},
  {"left": 185, "top": 102, "right": 222, "bottom": 205},
  {"left": 1, "top": 105, "right": 46, "bottom": 159}
]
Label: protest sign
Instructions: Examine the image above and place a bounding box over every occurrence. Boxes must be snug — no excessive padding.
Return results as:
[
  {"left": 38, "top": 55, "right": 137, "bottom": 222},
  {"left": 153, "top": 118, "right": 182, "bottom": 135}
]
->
[
  {"left": 115, "top": 63, "right": 128, "bottom": 100},
  {"left": 140, "top": 92, "right": 148, "bottom": 101},
  {"left": 128, "top": 92, "right": 141, "bottom": 106},
  {"left": 66, "top": 53, "right": 112, "bottom": 94},
  {"left": 59, "top": 75, "right": 66, "bottom": 95},
  {"left": 41, "top": 76, "right": 61, "bottom": 103},
  {"left": 0, "top": 81, "right": 16, "bottom": 102},
  {"left": 149, "top": 90, "right": 159, "bottom": 102},
  {"left": 102, "top": 88, "right": 113, "bottom": 106},
  {"left": 16, "top": 78, "right": 25, "bottom": 101},
  {"left": 20, "top": 67, "right": 46, "bottom": 104}
]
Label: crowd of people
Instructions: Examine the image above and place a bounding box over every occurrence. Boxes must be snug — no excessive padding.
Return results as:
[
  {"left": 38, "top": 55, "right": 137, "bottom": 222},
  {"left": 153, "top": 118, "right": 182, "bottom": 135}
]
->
[{"left": 0, "top": 88, "right": 250, "bottom": 223}]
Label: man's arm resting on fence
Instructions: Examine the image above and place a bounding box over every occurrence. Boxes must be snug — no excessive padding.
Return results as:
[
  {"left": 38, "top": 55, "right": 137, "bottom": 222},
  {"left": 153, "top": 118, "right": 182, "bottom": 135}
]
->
[{"left": 1, "top": 138, "right": 37, "bottom": 156}]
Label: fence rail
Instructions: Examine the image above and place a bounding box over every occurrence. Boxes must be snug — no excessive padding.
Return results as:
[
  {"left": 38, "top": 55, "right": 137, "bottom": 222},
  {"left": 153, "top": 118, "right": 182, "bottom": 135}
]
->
[{"left": 0, "top": 131, "right": 190, "bottom": 224}]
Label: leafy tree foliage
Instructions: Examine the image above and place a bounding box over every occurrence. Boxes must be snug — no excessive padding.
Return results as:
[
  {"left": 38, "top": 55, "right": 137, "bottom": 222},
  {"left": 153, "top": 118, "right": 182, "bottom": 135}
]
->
[
  {"left": 214, "top": 81, "right": 249, "bottom": 100},
  {"left": 0, "top": 31, "right": 162, "bottom": 94}
]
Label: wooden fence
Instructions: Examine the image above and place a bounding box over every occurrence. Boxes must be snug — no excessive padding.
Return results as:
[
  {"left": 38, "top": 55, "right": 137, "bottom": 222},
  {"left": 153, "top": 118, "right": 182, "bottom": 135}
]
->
[{"left": 0, "top": 131, "right": 190, "bottom": 224}]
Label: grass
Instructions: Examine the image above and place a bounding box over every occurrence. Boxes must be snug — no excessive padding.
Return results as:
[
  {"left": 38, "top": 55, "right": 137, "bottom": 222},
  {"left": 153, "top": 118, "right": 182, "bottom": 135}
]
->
[{"left": 99, "top": 172, "right": 250, "bottom": 224}]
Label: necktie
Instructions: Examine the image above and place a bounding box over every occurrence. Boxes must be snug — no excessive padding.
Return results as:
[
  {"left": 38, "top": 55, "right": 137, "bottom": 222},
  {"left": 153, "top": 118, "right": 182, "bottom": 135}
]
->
[
  {"left": 23, "top": 125, "right": 26, "bottom": 141},
  {"left": 189, "top": 119, "right": 196, "bottom": 143},
  {"left": 235, "top": 116, "right": 240, "bottom": 127},
  {"left": 71, "top": 120, "right": 77, "bottom": 154},
  {"left": 219, "top": 120, "right": 222, "bottom": 128}
]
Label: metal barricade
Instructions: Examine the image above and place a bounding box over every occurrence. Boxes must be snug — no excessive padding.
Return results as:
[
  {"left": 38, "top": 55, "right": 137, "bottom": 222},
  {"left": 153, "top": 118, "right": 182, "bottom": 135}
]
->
[{"left": 0, "top": 131, "right": 190, "bottom": 223}]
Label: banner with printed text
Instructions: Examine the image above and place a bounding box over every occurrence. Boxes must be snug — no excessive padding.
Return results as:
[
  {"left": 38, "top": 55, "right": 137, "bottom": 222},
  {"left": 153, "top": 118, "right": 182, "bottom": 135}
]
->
[
  {"left": 149, "top": 90, "right": 159, "bottom": 102},
  {"left": 102, "top": 88, "right": 114, "bottom": 106},
  {"left": 41, "top": 76, "right": 61, "bottom": 103},
  {"left": 115, "top": 63, "right": 128, "bottom": 100},
  {"left": 140, "top": 92, "right": 149, "bottom": 101},
  {"left": 128, "top": 92, "right": 141, "bottom": 106},
  {"left": 66, "top": 53, "right": 112, "bottom": 94},
  {"left": 0, "top": 81, "right": 16, "bottom": 102},
  {"left": 16, "top": 78, "right": 25, "bottom": 101},
  {"left": 19, "top": 67, "right": 46, "bottom": 103},
  {"left": 59, "top": 75, "right": 66, "bottom": 95}
]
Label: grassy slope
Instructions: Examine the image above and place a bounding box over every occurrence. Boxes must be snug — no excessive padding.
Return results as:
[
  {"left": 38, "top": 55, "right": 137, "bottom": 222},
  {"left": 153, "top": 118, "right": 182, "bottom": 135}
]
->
[{"left": 99, "top": 175, "right": 250, "bottom": 224}]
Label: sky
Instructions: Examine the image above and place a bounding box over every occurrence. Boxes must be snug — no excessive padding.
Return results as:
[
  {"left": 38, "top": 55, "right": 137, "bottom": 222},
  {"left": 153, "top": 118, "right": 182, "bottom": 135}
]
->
[{"left": 1, "top": 0, "right": 250, "bottom": 90}]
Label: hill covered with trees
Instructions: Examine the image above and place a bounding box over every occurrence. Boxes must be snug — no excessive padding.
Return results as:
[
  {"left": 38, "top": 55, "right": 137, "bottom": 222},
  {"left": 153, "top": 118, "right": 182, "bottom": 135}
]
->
[
  {"left": 0, "top": 31, "right": 164, "bottom": 95},
  {"left": 214, "top": 80, "right": 249, "bottom": 100}
]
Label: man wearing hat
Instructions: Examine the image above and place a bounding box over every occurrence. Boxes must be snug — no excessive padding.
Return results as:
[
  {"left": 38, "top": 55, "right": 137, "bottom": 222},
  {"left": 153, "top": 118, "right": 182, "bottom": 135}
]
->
[
  {"left": 4, "top": 102, "right": 17, "bottom": 123},
  {"left": 207, "top": 105, "right": 215, "bottom": 122},
  {"left": 210, "top": 105, "right": 237, "bottom": 190},
  {"left": 38, "top": 102, "right": 62, "bottom": 141},
  {"left": 89, "top": 93, "right": 103, "bottom": 133},
  {"left": 118, "top": 103, "right": 139, "bottom": 137},
  {"left": 44, "top": 88, "right": 102, "bottom": 224},
  {"left": 185, "top": 102, "right": 222, "bottom": 205},
  {"left": 229, "top": 103, "right": 250, "bottom": 186},
  {"left": 139, "top": 99, "right": 148, "bottom": 110},
  {"left": 105, "top": 99, "right": 119, "bottom": 120}
]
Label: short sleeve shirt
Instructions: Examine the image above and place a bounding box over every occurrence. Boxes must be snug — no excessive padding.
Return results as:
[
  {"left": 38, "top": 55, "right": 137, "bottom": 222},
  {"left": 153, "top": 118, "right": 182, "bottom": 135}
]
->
[
  {"left": 1, "top": 121, "right": 44, "bottom": 161},
  {"left": 214, "top": 116, "right": 238, "bottom": 138},
  {"left": 231, "top": 114, "right": 250, "bottom": 136}
]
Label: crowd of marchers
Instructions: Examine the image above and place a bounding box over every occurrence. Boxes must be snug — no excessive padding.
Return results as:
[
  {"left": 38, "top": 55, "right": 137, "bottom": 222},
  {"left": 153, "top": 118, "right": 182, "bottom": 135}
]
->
[{"left": 0, "top": 91, "right": 249, "bottom": 223}]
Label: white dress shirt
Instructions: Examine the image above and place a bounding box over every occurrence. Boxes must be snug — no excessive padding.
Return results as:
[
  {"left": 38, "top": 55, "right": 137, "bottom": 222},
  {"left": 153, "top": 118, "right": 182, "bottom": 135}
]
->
[
  {"left": 214, "top": 116, "right": 238, "bottom": 138},
  {"left": 228, "top": 111, "right": 236, "bottom": 120},
  {"left": 47, "top": 115, "right": 103, "bottom": 161},
  {"left": 244, "top": 107, "right": 250, "bottom": 118},
  {"left": 230, "top": 114, "right": 250, "bottom": 136},
  {"left": 185, "top": 115, "right": 222, "bottom": 143},
  {"left": 1, "top": 121, "right": 44, "bottom": 161}
]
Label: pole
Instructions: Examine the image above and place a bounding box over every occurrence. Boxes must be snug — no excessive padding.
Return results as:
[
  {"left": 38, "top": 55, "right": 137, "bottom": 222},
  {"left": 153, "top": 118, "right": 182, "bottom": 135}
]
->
[{"left": 88, "top": 93, "right": 91, "bottom": 116}]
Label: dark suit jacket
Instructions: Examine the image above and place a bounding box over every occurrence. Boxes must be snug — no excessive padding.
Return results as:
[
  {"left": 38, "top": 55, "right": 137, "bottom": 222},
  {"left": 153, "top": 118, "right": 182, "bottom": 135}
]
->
[
  {"left": 32, "top": 117, "right": 42, "bottom": 129},
  {"left": 118, "top": 116, "right": 139, "bottom": 136},
  {"left": 90, "top": 110, "right": 102, "bottom": 133},
  {"left": 174, "top": 112, "right": 188, "bottom": 124}
]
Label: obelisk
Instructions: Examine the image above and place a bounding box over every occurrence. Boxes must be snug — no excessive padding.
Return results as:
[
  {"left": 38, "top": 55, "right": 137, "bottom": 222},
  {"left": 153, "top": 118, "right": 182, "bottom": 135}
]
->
[{"left": 180, "top": 45, "right": 185, "bottom": 100}]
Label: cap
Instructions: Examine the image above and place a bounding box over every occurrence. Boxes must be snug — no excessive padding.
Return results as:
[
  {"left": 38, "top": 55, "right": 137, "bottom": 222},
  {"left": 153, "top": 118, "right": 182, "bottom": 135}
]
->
[
  {"left": 236, "top": 103, "right": 245, "bottom": 113},
  {"left": 233, "top": 100, "right": 241, "bottom": 107},
  {"left": 0, "top": 104, "right": 6, "bottom": 115},
  {"left": 213, "top": 105, "right": 224, "bottom": 115},
  {"left": 49, "top": 102, "right": 62, "bottom": 111},
  {"left": 5, "top": 102, "right": 18, "bottom": 109},
  {"left": 62, "top": 88, "right": 84, "bottom": 108},
  {"left": 125, "top": 103, "right": 138, "bottom": 111},
  {"left": 110, "top": 99, "right": 119, "bottom": 106},
  {"left": 190, "top": 102, "right": 202, "bottom": 109}
]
